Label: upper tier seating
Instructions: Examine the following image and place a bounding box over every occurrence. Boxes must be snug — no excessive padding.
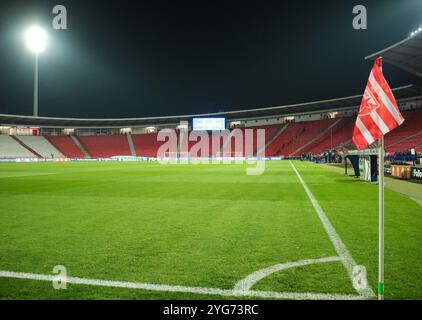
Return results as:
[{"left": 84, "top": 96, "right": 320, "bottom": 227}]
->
[
  {"left": 45, "top": 135, "right": 85, "bottom": 158},
  {"left": 77, "top": 135, "right": 132, "bottom": 158},
  {"left": 0, "top": 135, "right": 35, "bottom": 158},
  {"left": 17, "top": 136, "right": 64, "bottom": 158}
]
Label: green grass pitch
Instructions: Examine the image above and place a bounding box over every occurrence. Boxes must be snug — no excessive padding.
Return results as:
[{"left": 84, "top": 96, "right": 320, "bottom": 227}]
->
[{"left": 0, "top": 160, "right": 421, "bottom": 299}]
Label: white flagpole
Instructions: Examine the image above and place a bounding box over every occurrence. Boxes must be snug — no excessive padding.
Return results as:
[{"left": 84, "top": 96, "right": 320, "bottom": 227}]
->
[
  {"left": 378, "top": 135, "right": 385, "bottom": 300},
  {"left": 378, "top": 57, "right": 385, "bottom": 301}
]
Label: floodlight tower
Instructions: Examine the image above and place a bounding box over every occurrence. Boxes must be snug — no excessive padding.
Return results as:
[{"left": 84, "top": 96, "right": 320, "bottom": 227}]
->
[{"left": 25, "top": 26, "right": 47, "bottom": 117}]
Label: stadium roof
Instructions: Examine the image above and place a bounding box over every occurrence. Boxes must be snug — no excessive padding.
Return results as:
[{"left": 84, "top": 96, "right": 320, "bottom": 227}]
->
[
  {"left": 1, "top": 85, "right": 422, "bottom": 128},
  {"left": 366, "top": 30, "right": 422, "bottom": 77}
]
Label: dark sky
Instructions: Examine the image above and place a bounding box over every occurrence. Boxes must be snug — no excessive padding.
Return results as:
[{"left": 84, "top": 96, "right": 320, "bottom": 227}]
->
[{"left": 0, "top": 0, "right": 421, "bottom": 118}]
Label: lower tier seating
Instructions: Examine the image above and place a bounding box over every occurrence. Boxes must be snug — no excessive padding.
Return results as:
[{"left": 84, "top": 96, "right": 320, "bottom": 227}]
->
[{"left": 45, "top": 135, "right": 85, "bottom": 158}]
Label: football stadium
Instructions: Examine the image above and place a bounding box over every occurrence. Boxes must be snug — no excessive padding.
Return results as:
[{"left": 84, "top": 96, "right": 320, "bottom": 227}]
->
[{"left": 1, "top": 1, "right": 422, "bottom": 303}]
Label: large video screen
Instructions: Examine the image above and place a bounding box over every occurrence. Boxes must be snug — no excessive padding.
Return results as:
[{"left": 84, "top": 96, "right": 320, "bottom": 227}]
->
[{"left": 192, "top": 118, "right": 226, "bottom": 131}]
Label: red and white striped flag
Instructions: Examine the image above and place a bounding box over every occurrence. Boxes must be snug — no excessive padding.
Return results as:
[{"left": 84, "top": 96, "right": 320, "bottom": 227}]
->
[{"left": 352, "top": 57, "right": 405, "bottom": 150}]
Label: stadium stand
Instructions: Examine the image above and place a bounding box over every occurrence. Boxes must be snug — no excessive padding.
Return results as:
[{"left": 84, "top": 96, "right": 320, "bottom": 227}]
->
[
  {"left": 132, "top": 133, "right": 166, "bottom": 157},
  {"left": 1, "top": 98, "right": 421, "bottom": 159},
  {"left": 304, "top": 117, "right": 355, "bottom": 155},
  {"left": 127, "top": 133, "right": 137, "bottom": 156},
  {"left": 289, "top": 119, "right": 342, "bottom": 157},
  {"left": 70, "top": 135, "right": 91, "bottom": 158},
  {"left": 45, "top": 135, "right": 85, "bottom": 158},
  {"left": 238, "top": 124, "right": 280, "bottom": 156},
  {"left": 17, "top": 135, "right": 64, "bottom": 158},
  {"left": 0, "top": 135, "right": 36, "bottom": 158},
  {"left": 265, "top": 122, "right": 308, "bottom": 156},
  {"left": 1, "top": 109, "right": 421, "bottom": 159},
  {"left": 9, "top": 135, "right": 42, "bottom": 157},
  {"left": 384, "top": 109, "right": 422, "bottom": 153},
  {"left": 77, "top": 135, "right": 132, "bottom": 158}
]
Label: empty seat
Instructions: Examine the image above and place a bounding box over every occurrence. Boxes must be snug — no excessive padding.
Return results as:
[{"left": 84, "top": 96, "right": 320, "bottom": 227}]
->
[
  {"left": 0, "top": 135, "right": 35, "bottom": 158},
  {"left": 18, "top": 136, "right": 64, "bottom": 158}
]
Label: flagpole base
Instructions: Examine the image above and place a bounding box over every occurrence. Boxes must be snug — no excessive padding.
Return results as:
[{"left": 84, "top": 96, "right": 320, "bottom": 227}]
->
[{"left": 377, "top": 282, "right": 384, "bottom": 300}]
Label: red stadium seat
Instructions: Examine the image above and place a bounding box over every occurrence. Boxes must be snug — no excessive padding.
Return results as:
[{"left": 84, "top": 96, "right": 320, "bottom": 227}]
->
[{"left": 45, "top": 135, "right": 85, "bottom": 158}]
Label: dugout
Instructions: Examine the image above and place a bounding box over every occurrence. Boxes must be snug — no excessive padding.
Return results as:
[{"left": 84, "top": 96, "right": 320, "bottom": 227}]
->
[{"left": 345, "top": 149, "right": 378, "bottom": 182}]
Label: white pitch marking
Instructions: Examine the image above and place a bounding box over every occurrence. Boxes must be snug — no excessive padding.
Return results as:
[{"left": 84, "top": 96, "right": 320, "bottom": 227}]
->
[
  {"left": 410, "top": 197, "right": 422, "bottom": 207},
  {"left": 234, "top": 256, "right": 341, "bottom": 291},
  {"left": 0, "top": 270, "right": 367, "bottom": 300},
  {"left": 289, "top": 161, "right": 375, "bottom": 299},
  {"left": 0, "top": 172, "right": 56, "bottom": 179}
]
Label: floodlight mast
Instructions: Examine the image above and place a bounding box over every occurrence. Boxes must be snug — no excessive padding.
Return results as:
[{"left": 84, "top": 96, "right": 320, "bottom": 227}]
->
[
  {"left": 33, "top": 52, "right": 39, "bottom": 117},
  {"left": 25, "top": 26, "right": 47, "bottom": 117}
]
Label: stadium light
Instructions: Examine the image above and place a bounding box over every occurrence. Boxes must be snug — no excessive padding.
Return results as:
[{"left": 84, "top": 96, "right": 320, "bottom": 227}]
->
[
  {"left": 25, "top": 26, "right": 47, "bottom": 117},
  {"left": 410, "top": 27, "right": 422, "bottom": 37},
  {"left": 26, "top": 26, "right": 47, "bottom": 53}
]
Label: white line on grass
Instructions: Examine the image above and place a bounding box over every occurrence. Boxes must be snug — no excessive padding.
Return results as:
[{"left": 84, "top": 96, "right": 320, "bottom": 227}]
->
[
  {"left": 0, "top": 270, "right": 366, "bottom": 300},
  {"left": 0, "top": 172, "right": 56, "bottom": 179},
  {"left": 234, "top": 256, "right": 341, "bottom": 291},
  {"left": 289, "top": 161, "right": 375, "bottom": 299}
]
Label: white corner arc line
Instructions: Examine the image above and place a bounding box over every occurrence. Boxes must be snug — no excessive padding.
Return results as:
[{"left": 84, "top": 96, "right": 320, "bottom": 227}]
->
[
  {"left": 0, "top": 270, "right": 367, "bottom": 300},
  {"left": 234, "top": 256, "right": 341, "bottom": 291},
  {"left": 289, "top": 161, "right": 375, "bottom": 299}
]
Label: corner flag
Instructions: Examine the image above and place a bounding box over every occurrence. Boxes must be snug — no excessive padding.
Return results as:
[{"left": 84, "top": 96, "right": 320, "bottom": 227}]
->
[
  {"left": 353, "top": 57, "right": 405, "bottom": 301},
  {"left": 352, "top": 57, "right": 404, "bottom": 150}
]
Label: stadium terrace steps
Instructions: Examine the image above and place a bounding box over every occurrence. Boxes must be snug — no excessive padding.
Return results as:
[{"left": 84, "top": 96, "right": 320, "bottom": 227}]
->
[
  {"left": 178, "top": 131, "right": 184, "bottom": 155},
  {"left": 10, "top": 135, "right": 43, "bottom": 158},
  {"left": 16, "top": 136, "right": 64, "bottom": 158},
  {"left": 0, "top": 135, "right": 35, "bottom": 158},
  {"left": 251, "top": 124, "right": 280, "bottom": 156},
  {"left": 265, "top": 122, "right": 308, "bottom": 156},
  {"left": 45, "top": 135, "right": 85, "bottom": 158},
  {"left": 71, "top": 135, "right": 91, "bottom": 158},
  {"left": 283, "top": 119, "right": 337, "bottom": 157},
  {"left": 220, "top": 130, "right": 236, "bottom": 156},
  {"left": 127, "top": 133, "right": 137, "bottom": 156},
  {"left": 256, "top": 124, "right": 288, "bottom": 157},
  {"left": 306, "top": 118, "right": 355, "bottom": 154},
  {"left": 290, "top": 118, "right": 343, "bottom": 157},
  {"left": 77, "top": 135, "right": 131, "bottom": 158}
]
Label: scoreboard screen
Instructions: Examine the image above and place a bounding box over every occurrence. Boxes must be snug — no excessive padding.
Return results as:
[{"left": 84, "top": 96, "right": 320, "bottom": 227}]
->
[{"left": 192, "top": 118, "right": 225, "bottom": 131}]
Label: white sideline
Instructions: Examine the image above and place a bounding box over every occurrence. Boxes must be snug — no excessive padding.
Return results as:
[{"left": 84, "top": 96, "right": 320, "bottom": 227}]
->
[
  {"left": 289, "top": 161, "right": 375, "bottom": 299},
  {"left": 0, "top": 270, "right": 366, "bottom": 300},
  {"left": 234, "top": 256, "right": 341, "bottom": 291}
]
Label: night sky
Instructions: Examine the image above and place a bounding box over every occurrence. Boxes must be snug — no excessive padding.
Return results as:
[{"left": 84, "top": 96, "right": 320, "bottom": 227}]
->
[{"left": 0, "top": 0, "right": 421, "bottom": 118}]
